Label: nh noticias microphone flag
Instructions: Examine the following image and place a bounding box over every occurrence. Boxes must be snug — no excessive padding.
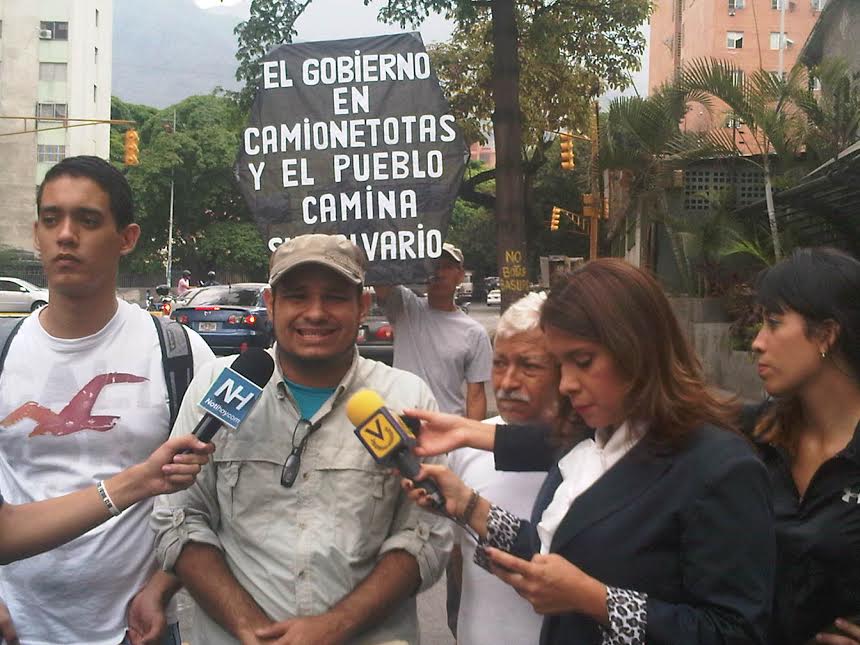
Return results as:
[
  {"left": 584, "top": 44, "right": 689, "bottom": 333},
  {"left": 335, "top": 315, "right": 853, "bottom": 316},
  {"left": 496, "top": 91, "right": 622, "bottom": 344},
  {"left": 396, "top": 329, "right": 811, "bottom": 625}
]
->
[
  {"left": 198, "top": 366, "right": 265, "bottom": 431},
  {"left": 234, "top": 33, "right": 468, "bottom": 284}
]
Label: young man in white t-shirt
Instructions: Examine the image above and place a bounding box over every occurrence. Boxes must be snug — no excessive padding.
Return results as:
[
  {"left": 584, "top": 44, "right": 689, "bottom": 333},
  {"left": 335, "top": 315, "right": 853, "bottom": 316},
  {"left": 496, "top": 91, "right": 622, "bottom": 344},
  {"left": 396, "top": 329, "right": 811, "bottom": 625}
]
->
[
  {"left": 446, "top": 292, "right": 560, "bottom": 644},
  {"left": 0, "top": 156, "right": 214, "bottom": 645}
]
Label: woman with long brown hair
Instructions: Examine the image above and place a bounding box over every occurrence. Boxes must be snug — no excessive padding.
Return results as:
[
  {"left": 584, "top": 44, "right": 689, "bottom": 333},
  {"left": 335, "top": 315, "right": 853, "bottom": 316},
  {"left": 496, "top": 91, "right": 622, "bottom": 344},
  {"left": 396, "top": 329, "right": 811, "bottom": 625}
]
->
[
  {"left": 404, "top": 258, "right": 775, "bottom": 644},
  {"left": 748, "top": 247, "right": 860, "bottom": 645}
]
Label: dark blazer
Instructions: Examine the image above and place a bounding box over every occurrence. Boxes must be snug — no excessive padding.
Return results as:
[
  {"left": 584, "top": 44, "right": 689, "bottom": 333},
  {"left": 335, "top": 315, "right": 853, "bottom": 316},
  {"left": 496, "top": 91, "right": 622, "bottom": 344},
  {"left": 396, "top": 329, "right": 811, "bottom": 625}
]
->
[{"left": 494, "top": 423, "right": 776, "bottom": 645}]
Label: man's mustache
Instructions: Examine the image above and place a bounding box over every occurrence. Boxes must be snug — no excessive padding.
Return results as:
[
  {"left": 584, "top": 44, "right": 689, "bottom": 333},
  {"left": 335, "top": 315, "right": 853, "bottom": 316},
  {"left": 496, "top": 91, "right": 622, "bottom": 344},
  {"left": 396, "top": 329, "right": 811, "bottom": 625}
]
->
[{"left": 495, "top": 389, "right": 530, "bottom": 403}]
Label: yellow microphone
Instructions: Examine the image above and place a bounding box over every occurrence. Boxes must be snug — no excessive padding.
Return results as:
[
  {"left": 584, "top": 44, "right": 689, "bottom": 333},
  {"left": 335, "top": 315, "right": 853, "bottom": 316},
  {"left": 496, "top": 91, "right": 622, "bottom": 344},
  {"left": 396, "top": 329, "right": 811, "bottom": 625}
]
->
[{"left": 347, "top": 389, "right": 445, "bottom": 508}]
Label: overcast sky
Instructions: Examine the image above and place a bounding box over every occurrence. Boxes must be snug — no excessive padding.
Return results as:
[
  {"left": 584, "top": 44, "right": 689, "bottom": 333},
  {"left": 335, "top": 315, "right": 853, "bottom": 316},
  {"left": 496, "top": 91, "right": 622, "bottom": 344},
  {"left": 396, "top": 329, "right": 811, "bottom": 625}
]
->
[{"left": 193, "top": 0, "right": 649, "bottom": 98}]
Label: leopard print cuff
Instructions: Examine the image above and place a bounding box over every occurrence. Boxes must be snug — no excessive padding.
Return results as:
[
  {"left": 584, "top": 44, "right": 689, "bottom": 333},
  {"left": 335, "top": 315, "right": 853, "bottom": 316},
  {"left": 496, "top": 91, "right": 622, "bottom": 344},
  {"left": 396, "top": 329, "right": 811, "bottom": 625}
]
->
[
  {"left": 473, "top": 504, "right": 522, "bottom": 571},
  {"left": 600, "top": 586, "right": 647, "bottom": 645}
]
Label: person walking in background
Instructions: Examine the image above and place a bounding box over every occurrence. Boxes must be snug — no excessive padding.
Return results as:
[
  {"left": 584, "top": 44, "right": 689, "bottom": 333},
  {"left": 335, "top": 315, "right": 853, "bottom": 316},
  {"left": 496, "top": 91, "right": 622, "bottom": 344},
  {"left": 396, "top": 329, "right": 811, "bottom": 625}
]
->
[
  {"left": 402, "top": 259, "right": 775, "bottom": 645},
  {"left": 375, "top": 243, "right": 493, "bottom": 420},
  {"left": 747, "top": 247, "right": 860, "bottom": 645}
]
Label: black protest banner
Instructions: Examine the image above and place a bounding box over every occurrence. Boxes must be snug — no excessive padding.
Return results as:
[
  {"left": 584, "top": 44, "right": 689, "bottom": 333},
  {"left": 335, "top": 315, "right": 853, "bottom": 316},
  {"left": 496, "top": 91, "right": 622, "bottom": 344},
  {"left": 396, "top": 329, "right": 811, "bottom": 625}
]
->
[{"left": 234, "top": 33, "right": 468, "bottom": 284}]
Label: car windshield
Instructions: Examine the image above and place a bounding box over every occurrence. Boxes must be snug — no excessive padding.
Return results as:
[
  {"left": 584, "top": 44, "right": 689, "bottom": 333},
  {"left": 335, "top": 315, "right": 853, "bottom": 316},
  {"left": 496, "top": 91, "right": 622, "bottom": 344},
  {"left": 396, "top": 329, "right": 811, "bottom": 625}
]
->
[{"left": 187, "top": 286, "right": 262, "bottom": 307}]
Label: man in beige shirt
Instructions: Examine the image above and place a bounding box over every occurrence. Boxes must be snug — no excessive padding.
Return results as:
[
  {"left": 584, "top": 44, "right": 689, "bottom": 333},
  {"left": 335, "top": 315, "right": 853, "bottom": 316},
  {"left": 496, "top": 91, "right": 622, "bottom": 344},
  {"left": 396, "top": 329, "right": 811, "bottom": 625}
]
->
[{"left": 152, "top": 235, "right": 452, "bottom": 644}]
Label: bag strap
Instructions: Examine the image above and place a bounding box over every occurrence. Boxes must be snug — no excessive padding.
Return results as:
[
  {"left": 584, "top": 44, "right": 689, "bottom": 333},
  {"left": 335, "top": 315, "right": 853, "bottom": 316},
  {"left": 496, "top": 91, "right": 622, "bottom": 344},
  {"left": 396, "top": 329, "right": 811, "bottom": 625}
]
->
[
  {"left": 151, "top": 315, "right": 194, "bottom": 426},
  {"left": 0, "top": 318, "right": 26, "bottom": 382}
]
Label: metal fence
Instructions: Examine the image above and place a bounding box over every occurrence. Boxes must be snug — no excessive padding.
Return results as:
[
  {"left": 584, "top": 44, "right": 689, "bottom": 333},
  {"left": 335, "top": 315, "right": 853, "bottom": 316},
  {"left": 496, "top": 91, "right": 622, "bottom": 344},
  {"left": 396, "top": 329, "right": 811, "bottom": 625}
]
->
[{"left": 0, "top": 264, "right": 265, "bottom": 289}]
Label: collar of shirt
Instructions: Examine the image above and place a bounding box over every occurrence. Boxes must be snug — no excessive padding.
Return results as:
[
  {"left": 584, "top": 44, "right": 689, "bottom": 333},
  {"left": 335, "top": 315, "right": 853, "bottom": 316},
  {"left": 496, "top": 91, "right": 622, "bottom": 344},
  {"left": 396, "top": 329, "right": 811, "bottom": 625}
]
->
[
  {"left": 537, "top": 420, "right": 646, "bottom": 553},
  {"left": 273, "top": 345, "right": 362, "bottom": 424}
]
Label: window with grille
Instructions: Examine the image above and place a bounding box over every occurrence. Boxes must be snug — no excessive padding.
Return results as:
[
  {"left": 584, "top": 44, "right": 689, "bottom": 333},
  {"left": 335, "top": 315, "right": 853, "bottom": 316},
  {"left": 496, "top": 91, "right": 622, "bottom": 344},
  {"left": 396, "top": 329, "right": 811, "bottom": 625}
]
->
[
  {"left": 39, "top": 62, "right": 67, "bottom": 82},
  {"left": 731, "top": 70, "right": 745, "bottom": 86},
  {"left": 728, "top": 0, "right": 745, "bottom": 9},
  {"left": 36, "top": 103, "right": 67, "bottom": 119},
  {"left": 39, "top": 21, "right": 68, "bottom": 40},
  {"left": 37, "top": 144, "right": 66, "bottom": 163},
  {"left": 771, "top": 0, "right": 784, "bottom": 8},
  {"left": 683, "top": 168, "right": 765, "bottom": 212},
  {"left": 727, "top": 31, "right": 744, "bottom": 49}
]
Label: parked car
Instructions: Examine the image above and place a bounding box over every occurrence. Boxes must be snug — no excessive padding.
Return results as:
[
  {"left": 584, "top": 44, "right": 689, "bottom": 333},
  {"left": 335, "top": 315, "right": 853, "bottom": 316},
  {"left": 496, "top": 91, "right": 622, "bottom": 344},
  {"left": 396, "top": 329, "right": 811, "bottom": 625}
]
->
[
  {"left": 171, "top": 283, "right": 272, "bottom": 355},
  {"left": 486, "top": 289, "right": 501, "bottom": 306},
  {"left": 357, "top": 289, "right": 394, "bottom": 365},
  {"left": 0, "top": 277, "right": 49, "bottom": 312}
]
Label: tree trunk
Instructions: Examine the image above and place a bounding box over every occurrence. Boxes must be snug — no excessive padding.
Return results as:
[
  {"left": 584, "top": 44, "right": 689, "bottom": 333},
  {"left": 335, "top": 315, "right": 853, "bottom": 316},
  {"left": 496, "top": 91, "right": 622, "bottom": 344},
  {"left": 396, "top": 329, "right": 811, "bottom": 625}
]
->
[
  {"left": 491, "top": 0, "right": 528, "bottom": 311},
  {"left": 657, "top": 190, "right": 692, "bottom": 293},
  {"left": 762, "top": 157, "right": 783, "bottom": 261}
]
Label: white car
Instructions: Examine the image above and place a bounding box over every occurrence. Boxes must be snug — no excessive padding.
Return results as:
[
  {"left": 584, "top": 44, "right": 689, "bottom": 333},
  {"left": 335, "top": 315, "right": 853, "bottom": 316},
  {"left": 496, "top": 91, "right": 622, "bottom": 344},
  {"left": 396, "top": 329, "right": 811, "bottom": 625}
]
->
[
  {"left": 0, "top": 277, "right": 49, "bottom": 312},
  {"left": 486, "top": 289, "right": 501, "bottom": 306}
]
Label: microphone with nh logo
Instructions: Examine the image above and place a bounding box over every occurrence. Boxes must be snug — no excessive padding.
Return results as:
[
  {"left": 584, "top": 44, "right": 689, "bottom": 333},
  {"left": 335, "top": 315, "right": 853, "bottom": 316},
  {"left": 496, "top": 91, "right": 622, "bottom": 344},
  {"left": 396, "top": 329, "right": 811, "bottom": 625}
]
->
[
  {"left": 192, "top": 348, "right": 275, "bottom": 443},
  {"left": 346, "top": 389, "right": 445, "bottom": 509}
]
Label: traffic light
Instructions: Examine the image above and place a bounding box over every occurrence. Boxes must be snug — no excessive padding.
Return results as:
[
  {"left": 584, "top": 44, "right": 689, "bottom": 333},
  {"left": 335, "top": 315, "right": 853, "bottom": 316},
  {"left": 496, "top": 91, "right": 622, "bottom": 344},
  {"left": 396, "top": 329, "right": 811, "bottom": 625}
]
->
[
  {"left": 550, "top": 207, "right": 562, "bottom": 231},
  {"left": 124, "top": 129, "right": 140, "bottom": 166},
  {"left": 559, "top": 133, "right": 575, "bottom": 171}
]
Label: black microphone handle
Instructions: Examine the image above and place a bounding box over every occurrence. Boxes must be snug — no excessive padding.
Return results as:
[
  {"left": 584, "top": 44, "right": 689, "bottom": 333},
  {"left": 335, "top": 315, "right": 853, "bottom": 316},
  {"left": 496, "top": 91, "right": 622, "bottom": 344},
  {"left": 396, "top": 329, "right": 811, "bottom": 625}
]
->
[
  {"left": 393, "top": 450, "right": 446, "bottom": 509},
  {"left": 191, "top": 413, "right": 225, "bottom": 443}
]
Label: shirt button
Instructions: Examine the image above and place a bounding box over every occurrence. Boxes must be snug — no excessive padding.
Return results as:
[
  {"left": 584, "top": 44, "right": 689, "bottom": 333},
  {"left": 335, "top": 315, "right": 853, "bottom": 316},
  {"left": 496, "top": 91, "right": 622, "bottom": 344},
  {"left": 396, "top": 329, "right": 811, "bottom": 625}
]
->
[
  {"left": 303, "top": 472, "right": 309, "bottom": 480},
  {"left": 298, "top": 570, "right": 305, "bottom": 578}
]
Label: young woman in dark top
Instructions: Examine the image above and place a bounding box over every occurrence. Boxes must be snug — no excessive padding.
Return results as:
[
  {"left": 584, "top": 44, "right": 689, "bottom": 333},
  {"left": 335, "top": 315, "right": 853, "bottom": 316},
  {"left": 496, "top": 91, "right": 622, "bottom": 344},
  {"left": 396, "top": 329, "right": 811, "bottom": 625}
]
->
[
  {"left": 747, "top": 247, "right": 860, "bottom": 645},
  {"left": 403, "top": 259, "right": 775, "bottom": 645}
]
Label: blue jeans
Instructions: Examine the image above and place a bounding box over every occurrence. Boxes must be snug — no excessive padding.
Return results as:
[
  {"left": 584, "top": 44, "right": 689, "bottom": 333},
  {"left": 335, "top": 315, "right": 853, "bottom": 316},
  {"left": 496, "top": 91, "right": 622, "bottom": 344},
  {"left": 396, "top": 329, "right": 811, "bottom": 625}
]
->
[{"left": 120, "top": 622, "right": 181, "bottom": 645}]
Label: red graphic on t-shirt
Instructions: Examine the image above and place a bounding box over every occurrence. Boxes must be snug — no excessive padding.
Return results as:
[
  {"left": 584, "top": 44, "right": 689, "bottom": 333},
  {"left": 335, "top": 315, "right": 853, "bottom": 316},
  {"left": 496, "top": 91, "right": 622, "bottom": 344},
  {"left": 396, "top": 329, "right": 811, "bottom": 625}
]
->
[{"left": 0, "top": 373, "right": 148, "bottom": 437}]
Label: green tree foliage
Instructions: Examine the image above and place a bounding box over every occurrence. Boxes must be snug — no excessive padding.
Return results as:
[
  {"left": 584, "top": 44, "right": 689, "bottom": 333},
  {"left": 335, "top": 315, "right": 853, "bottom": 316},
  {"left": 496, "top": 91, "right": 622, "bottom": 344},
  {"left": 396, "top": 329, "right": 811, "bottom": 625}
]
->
[
  {"left": 113, "top": 94, "right": 266, "bottom": 276},
  {"left": 233, "top": 0, "right": 312, "bottom": 110}
]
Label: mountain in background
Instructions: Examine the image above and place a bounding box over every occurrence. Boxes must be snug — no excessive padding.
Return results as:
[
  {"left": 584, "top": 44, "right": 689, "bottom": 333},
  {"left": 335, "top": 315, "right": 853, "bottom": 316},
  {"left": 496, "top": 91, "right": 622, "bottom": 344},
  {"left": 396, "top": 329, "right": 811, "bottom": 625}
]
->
[{"left": 112, "top": 0, "right": 243, "bottom": 108}]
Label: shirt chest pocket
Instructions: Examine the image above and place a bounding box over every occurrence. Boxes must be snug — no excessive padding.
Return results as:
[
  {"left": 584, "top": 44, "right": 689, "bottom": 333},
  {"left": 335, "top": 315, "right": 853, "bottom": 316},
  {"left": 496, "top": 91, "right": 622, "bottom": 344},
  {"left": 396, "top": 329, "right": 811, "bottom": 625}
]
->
[
  {"left": 214, "top": 443, "right": 284, "bottom": 530},
  {"left": 312, "top": 466, "right": 398, "bottom": 562}
]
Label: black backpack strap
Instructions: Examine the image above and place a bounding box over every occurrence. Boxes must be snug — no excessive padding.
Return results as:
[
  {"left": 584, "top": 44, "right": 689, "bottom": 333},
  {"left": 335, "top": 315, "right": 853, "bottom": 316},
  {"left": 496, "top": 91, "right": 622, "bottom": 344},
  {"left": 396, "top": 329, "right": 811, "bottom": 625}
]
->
[
  {"left": 151, "top": 315, "right": 194, "bottom": 426},
  {"left": 0, "top": 318, "right": 26, "bottom": 381}
]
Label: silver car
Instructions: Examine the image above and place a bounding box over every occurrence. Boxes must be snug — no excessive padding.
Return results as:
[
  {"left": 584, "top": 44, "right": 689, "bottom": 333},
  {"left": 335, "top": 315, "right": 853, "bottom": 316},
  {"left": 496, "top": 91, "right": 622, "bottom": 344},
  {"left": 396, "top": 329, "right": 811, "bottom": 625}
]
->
[{"left": 0, "top": 277, "right": 49, "bottom": 312}]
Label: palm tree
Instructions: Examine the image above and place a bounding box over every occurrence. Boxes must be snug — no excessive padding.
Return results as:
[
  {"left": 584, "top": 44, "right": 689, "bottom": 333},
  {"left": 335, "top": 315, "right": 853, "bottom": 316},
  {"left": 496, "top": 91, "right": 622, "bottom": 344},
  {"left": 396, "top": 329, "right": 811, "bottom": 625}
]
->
[
  {"left": 673, "top": 58, "right": 819, "bottom": 261},
  {"left": 602, "top": 84, "right": 713, "bottom": 291}
]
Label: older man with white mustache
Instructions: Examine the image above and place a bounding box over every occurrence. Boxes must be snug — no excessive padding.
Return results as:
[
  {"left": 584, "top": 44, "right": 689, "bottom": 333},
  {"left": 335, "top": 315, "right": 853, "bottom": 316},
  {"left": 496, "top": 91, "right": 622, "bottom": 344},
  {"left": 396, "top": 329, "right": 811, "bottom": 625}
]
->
[{"left": 446, "top": 292, "right": 561, "bottom": 645}]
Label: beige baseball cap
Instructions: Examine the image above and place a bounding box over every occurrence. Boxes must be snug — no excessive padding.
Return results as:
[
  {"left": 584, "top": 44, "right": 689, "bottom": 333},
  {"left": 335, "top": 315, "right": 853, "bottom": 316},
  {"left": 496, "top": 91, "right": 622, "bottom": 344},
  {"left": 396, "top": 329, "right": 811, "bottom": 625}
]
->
[
  {"left": 269, "top": 234, "right": 366, "bottom": 287},
  {"left": 441, "top": 243, "right": 464, "bottom": 266}
]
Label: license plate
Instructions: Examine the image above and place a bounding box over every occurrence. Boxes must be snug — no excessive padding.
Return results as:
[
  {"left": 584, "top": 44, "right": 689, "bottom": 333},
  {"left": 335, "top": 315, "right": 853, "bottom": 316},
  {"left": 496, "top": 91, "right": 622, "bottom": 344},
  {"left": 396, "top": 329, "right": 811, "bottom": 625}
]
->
[{"left": 198, "top": 322, "right": 217, "bottom": 332}]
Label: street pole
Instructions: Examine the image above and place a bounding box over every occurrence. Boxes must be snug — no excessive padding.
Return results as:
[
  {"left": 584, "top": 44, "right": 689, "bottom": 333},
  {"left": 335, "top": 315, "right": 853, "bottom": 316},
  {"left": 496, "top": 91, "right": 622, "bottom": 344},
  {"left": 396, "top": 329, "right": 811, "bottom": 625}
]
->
[
  {"left": 777, "top": 0, "right": 787, "bottom": 78},
  {"left": 589, "top": 99, "right": 601, "bottom": 260},
  {"left": 165, "top": 109, "right": 176, "bottom": 287}
]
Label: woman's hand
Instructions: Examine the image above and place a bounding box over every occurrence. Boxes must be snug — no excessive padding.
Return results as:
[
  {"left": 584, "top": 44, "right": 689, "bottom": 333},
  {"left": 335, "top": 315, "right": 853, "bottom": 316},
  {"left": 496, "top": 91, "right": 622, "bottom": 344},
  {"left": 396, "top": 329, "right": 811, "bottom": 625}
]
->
[
  {"left": 136, "top": 434, "right": 216, "bottom": 497},
  {"left": 400, "top": 463, "right": 473, "bottom": 518},
  {"left": 486, "top": 548, "right": 608, "bottom": 623},
  {"left": 814, "top": 618, "right": 860, "bottom": 644},
  {"left": 401, "top": 408, "right": 496, "bottom": 456}
]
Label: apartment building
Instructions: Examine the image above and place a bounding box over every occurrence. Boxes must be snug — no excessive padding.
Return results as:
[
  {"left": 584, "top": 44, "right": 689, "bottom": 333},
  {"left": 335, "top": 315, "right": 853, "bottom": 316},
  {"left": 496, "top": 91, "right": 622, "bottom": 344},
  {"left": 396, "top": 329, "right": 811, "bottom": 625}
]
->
[
  {"left": 650, "top": 0, "right": 823, "bottom": 132},
  {"left": 0, "top": 0, "right": 112, "bottom": 254}
]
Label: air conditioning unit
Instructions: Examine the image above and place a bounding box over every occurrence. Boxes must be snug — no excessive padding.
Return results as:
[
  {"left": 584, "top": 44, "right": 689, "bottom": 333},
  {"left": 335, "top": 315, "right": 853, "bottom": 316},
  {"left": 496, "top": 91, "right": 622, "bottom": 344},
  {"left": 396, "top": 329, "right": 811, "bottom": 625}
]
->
[
  {"left": 39, "top": 29, "right": 53, "bottom": 39},
  {"left": 729, "top": 8, "right": 736, "bottom": 15}
]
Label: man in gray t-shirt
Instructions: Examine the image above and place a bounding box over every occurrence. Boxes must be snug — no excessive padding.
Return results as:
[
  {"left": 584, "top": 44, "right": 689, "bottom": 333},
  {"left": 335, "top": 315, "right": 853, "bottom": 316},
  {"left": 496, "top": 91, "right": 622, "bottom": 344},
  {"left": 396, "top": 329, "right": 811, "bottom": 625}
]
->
[{"left": 376, "top": 244, "right": 493, "bottom": 419}]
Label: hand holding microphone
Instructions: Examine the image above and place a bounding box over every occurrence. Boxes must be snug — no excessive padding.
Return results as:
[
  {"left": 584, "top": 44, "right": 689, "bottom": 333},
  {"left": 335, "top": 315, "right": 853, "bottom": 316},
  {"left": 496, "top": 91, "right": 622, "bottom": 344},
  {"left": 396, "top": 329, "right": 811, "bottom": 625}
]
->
[{"left": 346, "top": 389, "right": 446, "bottom": 510}]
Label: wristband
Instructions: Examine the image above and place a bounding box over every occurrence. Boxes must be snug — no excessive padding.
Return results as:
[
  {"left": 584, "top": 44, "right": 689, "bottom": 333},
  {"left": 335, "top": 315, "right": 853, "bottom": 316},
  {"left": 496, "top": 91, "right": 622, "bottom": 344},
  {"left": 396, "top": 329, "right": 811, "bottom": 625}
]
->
[
  {"left": 460, "top": 488, "right": 480, "bottom": 524},
  {"left": 97, "top": 480, "right": 122, "bottom": 517}
]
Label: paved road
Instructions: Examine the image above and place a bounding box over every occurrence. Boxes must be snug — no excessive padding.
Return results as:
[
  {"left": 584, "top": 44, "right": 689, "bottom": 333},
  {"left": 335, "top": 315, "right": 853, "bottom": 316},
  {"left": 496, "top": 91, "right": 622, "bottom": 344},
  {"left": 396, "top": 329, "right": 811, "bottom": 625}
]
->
[{"left": 176, "top": 304, "right": 499, "bottom": 643}]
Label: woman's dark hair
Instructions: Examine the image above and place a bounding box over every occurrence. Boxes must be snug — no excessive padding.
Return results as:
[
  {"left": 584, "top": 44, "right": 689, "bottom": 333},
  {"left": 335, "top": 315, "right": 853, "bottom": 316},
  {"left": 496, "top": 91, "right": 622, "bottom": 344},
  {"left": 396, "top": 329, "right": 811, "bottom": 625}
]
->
[
  {"left": 754, "top": 247, "right": 860, "bottom": 448},
  {"left": 541, "top": 258, "right": 737, "bottom": 449},
  {"left": 36, "top": 155, "right": 135, "bottom": 229}
]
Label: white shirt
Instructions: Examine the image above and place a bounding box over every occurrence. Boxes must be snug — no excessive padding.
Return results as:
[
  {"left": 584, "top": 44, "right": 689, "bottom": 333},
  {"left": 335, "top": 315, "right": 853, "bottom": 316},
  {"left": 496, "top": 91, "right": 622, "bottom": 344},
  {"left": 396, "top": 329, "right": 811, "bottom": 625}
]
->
[
  {"left": 538, "top": 421, "right": 645, "bottom": 554},
  {"left": 0, "top": 300, "right": 214, "bottom": 645},
  {"left": 447, "top": 416, "right": 546, "bottom": 645}
]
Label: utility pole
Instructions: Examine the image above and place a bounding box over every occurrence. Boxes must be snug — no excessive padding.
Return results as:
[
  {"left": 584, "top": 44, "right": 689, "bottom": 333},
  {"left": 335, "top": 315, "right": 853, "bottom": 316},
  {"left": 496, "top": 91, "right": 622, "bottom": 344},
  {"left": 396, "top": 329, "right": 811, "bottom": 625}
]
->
[
  {"left": 165, "top": 109, "right": 177, "bottom": 288},
  {"left": 777, "top": 0, "right": 787, "bottom": 77}
]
